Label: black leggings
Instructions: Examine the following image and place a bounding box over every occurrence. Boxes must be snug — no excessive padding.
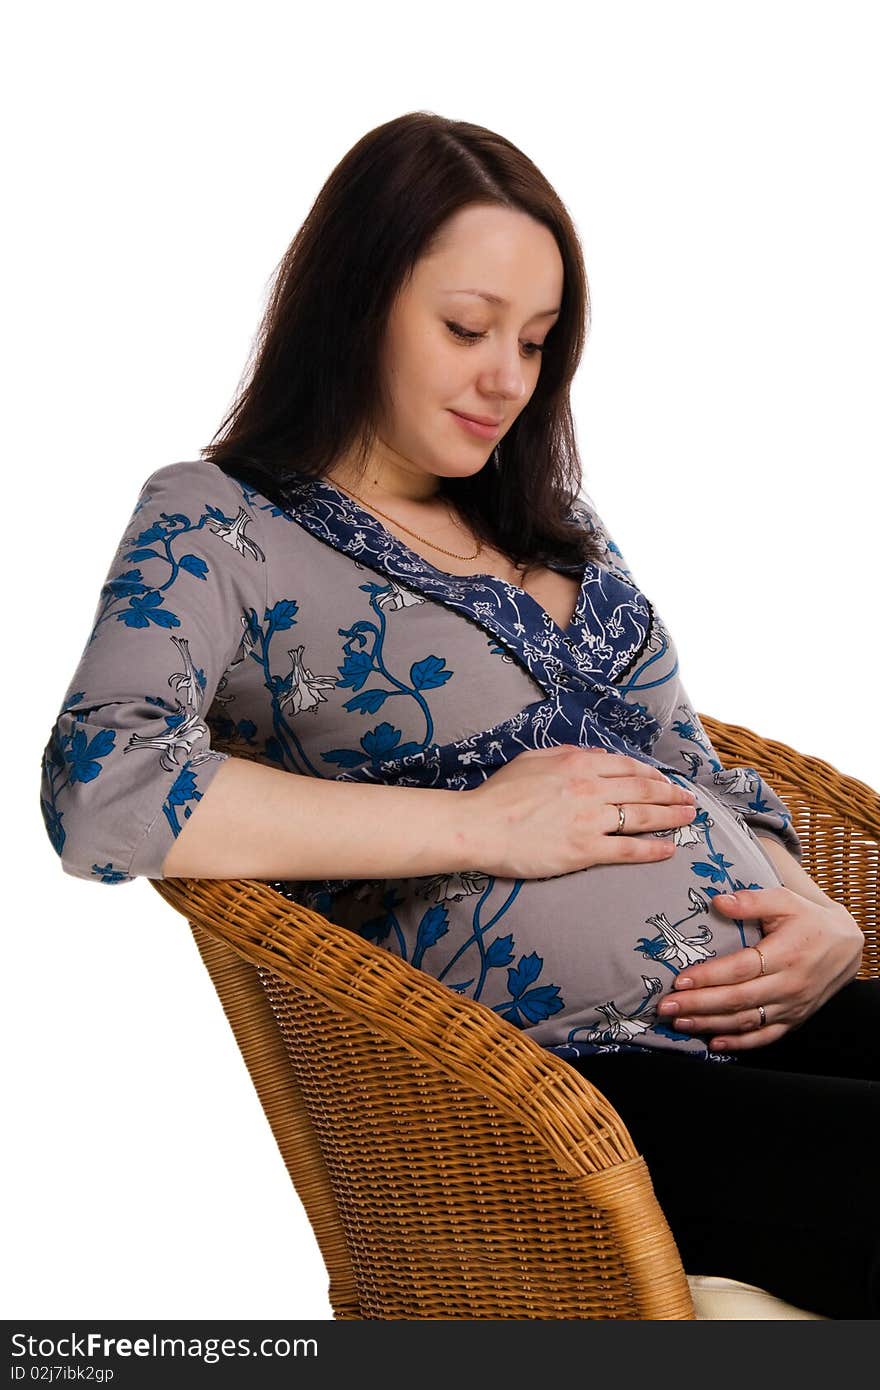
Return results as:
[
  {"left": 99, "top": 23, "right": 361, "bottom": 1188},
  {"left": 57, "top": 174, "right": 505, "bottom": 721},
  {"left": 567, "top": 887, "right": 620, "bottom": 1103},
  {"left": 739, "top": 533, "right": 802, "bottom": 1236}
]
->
[{"left": 563, "top": 979, "right": 880, "bottom": 1319}]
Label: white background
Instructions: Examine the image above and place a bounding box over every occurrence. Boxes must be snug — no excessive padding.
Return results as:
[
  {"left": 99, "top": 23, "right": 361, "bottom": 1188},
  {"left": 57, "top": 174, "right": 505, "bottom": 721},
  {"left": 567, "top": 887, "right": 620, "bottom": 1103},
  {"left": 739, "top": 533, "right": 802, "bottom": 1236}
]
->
[{"left": 5, "top": 0, "right": 878, "bottom": 1321}]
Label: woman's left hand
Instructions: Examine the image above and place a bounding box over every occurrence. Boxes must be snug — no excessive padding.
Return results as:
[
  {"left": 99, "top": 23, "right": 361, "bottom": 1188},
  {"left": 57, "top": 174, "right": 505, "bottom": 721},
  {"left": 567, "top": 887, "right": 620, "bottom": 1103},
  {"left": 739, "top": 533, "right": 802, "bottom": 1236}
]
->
[{"left": 656, "top": 887, "right": 864, "bottom": 1051}]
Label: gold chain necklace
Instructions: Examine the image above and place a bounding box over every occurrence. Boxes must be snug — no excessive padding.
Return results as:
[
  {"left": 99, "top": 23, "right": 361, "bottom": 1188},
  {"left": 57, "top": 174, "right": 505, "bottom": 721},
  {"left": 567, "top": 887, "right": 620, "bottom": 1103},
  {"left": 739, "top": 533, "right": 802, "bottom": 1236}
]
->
[{"left": 330, "top": 477, "right": 484, "bottom": 562}]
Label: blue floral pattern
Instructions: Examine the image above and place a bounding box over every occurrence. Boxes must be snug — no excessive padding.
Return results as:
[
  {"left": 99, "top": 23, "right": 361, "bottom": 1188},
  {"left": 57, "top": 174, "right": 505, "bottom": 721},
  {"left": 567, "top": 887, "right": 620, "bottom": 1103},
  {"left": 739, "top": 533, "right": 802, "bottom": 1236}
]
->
[{"left": 40, "top": 460, "right": 802, "bottom": 1057}]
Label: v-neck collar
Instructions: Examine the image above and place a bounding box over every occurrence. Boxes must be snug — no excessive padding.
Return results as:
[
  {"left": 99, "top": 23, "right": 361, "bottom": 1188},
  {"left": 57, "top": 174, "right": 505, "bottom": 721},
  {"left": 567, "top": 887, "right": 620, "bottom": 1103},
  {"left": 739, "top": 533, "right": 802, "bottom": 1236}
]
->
[
  {"left": 316, "top": 476, "right": 588, "bottom": 643},
  {"left": 267, "top": 472, "right": 656, "bottom": 703}
]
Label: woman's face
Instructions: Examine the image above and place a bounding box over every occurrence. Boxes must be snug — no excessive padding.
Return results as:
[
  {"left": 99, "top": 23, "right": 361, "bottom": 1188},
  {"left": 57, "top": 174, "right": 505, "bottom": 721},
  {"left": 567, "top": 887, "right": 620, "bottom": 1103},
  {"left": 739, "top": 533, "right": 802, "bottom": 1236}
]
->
[{"left": 375, "top": 203, "right": 564, "bottom": 485}]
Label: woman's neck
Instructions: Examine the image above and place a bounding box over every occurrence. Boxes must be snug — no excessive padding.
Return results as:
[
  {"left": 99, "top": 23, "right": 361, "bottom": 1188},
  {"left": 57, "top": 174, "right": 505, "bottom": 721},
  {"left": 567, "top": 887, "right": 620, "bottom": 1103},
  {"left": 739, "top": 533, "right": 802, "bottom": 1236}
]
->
[{"left": 327, "top": 446, "right": 441, "bottom": 504}]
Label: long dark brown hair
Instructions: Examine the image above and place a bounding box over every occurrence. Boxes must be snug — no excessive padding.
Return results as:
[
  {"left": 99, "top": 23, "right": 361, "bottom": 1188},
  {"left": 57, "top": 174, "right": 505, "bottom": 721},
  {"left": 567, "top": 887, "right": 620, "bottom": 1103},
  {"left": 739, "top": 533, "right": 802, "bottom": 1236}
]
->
[{"left": 202, "top": 110, "right": 606, "bottom": 574}]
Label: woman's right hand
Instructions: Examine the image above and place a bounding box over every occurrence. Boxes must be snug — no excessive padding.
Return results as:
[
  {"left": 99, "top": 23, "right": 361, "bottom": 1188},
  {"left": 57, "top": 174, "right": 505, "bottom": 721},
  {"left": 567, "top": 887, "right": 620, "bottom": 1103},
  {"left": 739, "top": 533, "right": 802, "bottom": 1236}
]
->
[{"left": 465, "top": 745, "right": 698, "bottom": 880}]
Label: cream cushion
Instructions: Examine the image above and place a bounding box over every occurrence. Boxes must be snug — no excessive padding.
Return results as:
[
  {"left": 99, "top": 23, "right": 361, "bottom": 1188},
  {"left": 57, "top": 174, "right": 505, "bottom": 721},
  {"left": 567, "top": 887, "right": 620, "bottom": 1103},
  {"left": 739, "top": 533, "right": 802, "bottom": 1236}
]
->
[{"left": 687, "top": 1274, "right": 826, "bottom": 1319}]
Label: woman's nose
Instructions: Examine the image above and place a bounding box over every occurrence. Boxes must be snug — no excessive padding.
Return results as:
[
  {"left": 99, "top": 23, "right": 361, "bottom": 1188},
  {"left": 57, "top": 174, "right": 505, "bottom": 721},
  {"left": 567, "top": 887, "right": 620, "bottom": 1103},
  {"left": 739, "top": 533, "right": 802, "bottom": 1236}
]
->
[{"left": 481, "top": 346, "right": 529, "bottom": 401}]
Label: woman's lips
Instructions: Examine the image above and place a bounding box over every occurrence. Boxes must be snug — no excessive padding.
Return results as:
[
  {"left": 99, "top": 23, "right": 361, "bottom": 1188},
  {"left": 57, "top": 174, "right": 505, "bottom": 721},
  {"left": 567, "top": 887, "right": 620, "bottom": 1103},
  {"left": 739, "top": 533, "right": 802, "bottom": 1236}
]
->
[{"left": 450, "top": 410, "right": 501, "bottom": 440}]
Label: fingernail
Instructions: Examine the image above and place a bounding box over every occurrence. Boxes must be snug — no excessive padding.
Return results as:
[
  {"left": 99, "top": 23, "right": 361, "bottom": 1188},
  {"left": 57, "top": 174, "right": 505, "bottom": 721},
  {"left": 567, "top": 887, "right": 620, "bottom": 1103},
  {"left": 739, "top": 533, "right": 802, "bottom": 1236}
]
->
[
  {"left": 674, "top": 1018, "right": 694, "bottom": 1030},
  {"left": 658, "top": 1001, "right": 677, "bottom": 1016},
  {"left": 710, "top": 1039, "right": 728, "bottom": 1051},
  {"left": 675, "top": 976, "right": 694, "bottom": 989},
  {"left": 715, "top": 894, "right": 736, "bottom": 905}
]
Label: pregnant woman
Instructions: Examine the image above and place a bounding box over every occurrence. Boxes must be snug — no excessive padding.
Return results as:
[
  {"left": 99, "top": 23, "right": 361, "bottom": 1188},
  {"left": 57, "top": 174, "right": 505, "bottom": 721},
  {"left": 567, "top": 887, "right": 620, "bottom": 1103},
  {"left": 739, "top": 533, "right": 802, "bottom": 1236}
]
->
[{"left": 40, "top": 112, "right": 876, "bottom": 1317}]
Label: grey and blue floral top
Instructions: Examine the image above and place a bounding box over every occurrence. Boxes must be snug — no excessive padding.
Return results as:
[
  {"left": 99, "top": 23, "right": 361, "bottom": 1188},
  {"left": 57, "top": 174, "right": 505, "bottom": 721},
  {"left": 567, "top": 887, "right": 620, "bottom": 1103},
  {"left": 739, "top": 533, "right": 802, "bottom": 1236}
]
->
[{"left": 40, "top": 458, "right": 802, "bottom": 1061}]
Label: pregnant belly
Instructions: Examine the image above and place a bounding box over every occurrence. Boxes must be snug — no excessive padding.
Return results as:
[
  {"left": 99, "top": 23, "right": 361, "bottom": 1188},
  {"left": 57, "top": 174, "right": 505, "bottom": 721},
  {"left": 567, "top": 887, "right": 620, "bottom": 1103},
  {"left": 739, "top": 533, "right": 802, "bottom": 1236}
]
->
[{"left": 324, "top": 783, "right": 784, "bottom": 1058}]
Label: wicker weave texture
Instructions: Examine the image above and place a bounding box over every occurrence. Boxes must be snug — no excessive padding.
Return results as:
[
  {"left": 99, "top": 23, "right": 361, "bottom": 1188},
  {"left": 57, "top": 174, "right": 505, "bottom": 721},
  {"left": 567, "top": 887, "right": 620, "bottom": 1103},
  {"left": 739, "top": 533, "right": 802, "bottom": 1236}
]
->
[
  {"left": 152, "top": 717, "right": 878, "bottom": 1319},
  {"left": 261, "top": 970, "right": 688, "bottom": 1319},
  {"left": 700, "top": 714, "right": 879, "bottom": 977},
  {"left": 188, "top": 923, "right": 361, "bottom": 1318},
  {"left": 157, "top": 874, "right": 694, "bottom": 1318}
]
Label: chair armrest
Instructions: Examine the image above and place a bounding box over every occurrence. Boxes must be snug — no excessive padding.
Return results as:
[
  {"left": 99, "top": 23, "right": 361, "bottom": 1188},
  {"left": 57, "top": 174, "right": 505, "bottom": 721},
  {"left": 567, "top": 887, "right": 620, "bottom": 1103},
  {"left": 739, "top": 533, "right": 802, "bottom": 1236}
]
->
[
  {"left": 153, "top": 875, "right": 696, "bottom": 1319},
  {"left": 154, "top": 875, "right": 640, "bottom": 1176}
]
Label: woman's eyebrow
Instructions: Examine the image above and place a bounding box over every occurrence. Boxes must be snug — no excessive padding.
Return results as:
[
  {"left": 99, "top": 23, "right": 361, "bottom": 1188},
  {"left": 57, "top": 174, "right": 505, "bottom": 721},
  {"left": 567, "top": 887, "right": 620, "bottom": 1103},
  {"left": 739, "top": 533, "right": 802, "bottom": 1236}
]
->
[{"left": 443, "top": 288, "right": 561, "bottom": 318}]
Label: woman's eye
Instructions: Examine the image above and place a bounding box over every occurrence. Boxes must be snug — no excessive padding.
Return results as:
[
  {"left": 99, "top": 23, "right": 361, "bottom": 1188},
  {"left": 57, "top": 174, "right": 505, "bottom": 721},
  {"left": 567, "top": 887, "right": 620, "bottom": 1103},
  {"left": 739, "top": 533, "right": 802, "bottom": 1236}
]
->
[
  {"left": 445, "top": 320, "right": 484, "bottom": 344},
  {"left": 444, "top": 320, "right": 545, "bottom": 357}
]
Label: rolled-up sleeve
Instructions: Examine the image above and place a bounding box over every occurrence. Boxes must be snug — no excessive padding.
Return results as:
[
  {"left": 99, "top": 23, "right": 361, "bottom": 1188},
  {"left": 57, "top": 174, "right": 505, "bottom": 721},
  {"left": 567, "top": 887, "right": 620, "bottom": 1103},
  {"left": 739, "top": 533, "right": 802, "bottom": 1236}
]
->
[{"left": 39, "top": 459, "right": 268, "bottom": 883}]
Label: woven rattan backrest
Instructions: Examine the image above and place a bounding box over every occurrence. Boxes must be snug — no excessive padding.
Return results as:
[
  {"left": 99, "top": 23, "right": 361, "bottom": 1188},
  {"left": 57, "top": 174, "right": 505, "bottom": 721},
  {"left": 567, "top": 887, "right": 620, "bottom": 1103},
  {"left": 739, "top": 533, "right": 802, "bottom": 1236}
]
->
[{"left": 700, "top": 715, "right": 879, "bottom": 976}]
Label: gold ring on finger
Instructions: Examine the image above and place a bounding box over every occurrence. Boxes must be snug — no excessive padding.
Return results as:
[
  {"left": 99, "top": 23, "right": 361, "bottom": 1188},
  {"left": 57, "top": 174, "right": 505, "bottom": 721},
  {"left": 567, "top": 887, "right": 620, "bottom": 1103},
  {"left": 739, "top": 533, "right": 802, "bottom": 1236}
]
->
[
  {"left": 613, "top": 804, "right": 626, "bottom": 835},
  {"left": 752, "top": 946, "right": 767, "bottom": 978}
]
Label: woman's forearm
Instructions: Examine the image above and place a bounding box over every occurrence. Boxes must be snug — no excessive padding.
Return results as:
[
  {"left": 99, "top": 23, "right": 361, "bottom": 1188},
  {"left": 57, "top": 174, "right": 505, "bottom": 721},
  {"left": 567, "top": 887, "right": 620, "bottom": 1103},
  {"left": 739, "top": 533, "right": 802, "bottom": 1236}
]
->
[
  {"left": 755, "top": 832, "right": 837, "bottom": 909},
  {"left": 160, "top": 755, "right": 477, "bottom": 881}
]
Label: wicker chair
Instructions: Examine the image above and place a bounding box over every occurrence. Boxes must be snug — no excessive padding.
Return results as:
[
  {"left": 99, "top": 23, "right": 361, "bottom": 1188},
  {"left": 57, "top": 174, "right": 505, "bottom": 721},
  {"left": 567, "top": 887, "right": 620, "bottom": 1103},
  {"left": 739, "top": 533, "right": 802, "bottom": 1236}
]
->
[{"left": 152, "top": 715, "right": 879, "bottom": 1320}]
